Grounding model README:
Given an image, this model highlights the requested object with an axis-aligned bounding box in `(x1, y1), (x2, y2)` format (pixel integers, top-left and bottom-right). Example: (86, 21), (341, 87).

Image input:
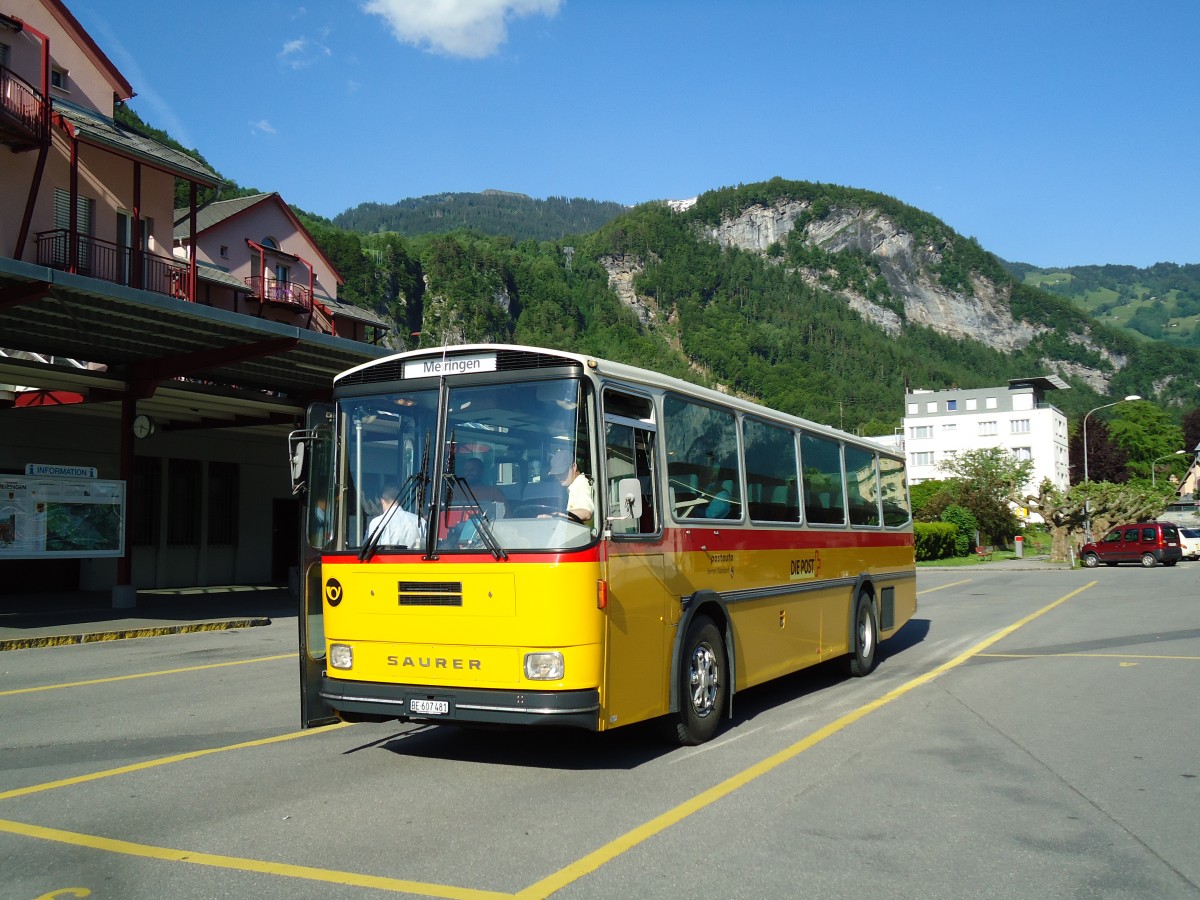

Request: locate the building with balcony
(0, 0), (389, 602)
(903, 376), (1071, 493)
(172, 192), (389, 345)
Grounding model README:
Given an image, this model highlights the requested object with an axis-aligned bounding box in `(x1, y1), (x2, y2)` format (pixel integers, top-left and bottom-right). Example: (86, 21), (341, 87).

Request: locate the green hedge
(915, 522), (958, 561)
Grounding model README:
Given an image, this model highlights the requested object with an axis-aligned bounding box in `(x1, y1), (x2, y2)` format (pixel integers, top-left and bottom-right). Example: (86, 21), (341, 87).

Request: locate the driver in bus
(367, 483), (425, 547)
(545, 446), (594, 524)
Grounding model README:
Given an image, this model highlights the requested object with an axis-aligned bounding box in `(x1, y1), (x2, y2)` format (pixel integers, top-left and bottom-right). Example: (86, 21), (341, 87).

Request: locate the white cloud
(361, 0), (562, 59)
(278, 35), (333, 70)
(249, 119), (278, 136)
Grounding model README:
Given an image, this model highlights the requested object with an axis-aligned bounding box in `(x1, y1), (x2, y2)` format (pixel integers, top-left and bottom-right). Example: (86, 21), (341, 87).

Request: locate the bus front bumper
(320, 676), (601, 730)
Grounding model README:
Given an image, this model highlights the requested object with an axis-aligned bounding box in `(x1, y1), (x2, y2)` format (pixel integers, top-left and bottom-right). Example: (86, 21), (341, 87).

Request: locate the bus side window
(603, 390), (659, 536)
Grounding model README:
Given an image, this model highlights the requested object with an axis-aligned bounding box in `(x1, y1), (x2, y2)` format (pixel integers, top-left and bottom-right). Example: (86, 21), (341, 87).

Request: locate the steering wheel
(562, 510), (585, 524)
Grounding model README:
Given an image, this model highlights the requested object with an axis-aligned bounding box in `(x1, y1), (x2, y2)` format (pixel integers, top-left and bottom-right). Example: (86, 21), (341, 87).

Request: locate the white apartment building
(903, 376), (1070, 492)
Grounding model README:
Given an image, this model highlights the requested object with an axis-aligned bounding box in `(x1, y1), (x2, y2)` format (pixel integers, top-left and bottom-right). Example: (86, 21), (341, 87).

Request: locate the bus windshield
(337, 377), (597, 554)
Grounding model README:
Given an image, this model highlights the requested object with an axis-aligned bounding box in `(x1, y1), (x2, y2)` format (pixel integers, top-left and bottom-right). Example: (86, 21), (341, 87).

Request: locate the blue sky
(72, 0), (1199, 267)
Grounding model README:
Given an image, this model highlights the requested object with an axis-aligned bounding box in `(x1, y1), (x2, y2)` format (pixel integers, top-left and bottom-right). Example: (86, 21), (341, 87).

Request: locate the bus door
(292, 402), (338, 728)
(601, 393), (669, 727)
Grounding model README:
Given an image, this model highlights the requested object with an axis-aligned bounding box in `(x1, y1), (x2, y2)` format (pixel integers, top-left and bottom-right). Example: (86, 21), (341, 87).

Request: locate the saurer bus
(291, 344), (916, 744)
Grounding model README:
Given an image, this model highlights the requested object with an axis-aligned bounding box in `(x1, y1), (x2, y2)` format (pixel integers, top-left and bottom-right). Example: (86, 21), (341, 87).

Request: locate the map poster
(0, 477), (125, 559)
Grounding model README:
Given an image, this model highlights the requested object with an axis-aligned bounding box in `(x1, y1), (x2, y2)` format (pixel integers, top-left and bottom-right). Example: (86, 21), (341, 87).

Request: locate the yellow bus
(292, 344), (915, 744)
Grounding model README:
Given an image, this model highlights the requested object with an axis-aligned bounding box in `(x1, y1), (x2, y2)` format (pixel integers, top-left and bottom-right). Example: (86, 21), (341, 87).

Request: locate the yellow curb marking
(0, 654), (291, 697)
(0, 619), (269, 652)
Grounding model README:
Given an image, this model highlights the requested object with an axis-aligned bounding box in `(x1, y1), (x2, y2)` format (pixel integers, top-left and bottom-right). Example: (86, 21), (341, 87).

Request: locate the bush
(939, 504), (978, 556)
(915, 522), (958, 561)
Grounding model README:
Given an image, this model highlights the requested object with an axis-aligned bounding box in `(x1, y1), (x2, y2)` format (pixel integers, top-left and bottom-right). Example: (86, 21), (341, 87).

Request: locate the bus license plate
(410, 698), (449, 715)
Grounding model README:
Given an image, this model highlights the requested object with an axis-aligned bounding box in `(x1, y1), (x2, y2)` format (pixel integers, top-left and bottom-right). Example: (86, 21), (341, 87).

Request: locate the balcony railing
(245, 275), (312, 309)
(0, 64), (48, 150)
(36, 229), (190, 299)
(246, 275), (333, 334)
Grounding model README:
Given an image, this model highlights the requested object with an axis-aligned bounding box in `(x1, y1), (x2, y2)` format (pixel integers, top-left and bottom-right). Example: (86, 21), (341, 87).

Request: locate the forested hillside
(332, 191), (627, 242)
(1007, 261), (1200, 347)
(297, 178), (1200, 432)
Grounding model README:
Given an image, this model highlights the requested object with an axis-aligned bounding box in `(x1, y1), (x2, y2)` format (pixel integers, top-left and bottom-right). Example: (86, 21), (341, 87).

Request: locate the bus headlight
(330, 644), (353, 670)
(524, 652), (564, 681)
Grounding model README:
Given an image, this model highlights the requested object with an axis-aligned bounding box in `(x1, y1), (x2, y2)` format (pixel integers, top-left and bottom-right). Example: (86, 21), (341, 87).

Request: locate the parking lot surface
(2, 566), (1197, 899)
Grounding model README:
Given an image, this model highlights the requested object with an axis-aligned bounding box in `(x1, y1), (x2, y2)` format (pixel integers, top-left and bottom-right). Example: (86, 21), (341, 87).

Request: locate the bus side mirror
(610, 477), (642, 521)
(288, 433), (307, 493)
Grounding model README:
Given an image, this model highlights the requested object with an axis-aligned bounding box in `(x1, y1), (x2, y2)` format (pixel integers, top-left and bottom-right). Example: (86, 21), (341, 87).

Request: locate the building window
(0, 43), (9, 67)
(261, 236), (278, 249)
(925, 401), (937, 413)
(912, 451), (935, 466)
(910, 425), (933, 439)
(979, 421), (998, 436)
(207, 462), (239, 545)
(906, 403), (918, 415)
(168, 459), (202, 545)
(965, 398), (978, 410)
(985, 397), (998, 409)
(1012, 447), (1032, 461)
(219, 245), (229, 258)
(943, 423), (957, 433)
(1011, 419), (1031, 433)
(946, 400), (957, 410)
(51, 66), (68, 91)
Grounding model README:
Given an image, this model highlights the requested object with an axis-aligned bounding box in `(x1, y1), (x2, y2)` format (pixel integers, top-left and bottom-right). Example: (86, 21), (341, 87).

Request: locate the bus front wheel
(848, 593), (878, 677)
(669, 615), (727, 746)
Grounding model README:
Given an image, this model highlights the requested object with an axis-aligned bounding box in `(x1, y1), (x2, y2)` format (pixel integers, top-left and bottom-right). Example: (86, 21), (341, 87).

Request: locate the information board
(0, 476), (125, 559)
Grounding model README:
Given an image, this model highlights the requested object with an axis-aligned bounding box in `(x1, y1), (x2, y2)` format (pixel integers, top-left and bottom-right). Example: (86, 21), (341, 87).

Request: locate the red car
(1081, 522), (1183, 568)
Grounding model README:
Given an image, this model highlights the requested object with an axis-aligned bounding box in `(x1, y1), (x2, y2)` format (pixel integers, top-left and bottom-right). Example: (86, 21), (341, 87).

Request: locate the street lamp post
(1151, 450), (1187, 487)
(1081, 394), (1141, 540)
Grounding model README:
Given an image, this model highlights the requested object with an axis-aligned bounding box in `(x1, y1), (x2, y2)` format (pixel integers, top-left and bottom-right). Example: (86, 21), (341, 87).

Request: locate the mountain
(332, 191), (627, 242)
(1003, 261), (1200, 348)
(315, 178), (1199, 432)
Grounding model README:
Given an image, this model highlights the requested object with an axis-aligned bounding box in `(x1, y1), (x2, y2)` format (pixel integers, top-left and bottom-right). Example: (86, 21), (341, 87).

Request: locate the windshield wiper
(442, 472), (507, 560)
(359, 472), (424, 561)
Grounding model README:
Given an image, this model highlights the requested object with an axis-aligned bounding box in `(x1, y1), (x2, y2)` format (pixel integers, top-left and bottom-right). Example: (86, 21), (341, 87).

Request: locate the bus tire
(847, 592), (877, 678)
(669, 615), (727, 746)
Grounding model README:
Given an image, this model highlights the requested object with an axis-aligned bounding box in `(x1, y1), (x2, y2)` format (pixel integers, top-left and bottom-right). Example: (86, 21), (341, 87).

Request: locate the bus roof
(335, 343), (899, 458)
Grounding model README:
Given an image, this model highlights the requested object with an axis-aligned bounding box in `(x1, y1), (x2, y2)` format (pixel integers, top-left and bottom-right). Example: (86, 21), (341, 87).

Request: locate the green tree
(938, 448), (1035, 545)
(1107, 402), (1186, 479)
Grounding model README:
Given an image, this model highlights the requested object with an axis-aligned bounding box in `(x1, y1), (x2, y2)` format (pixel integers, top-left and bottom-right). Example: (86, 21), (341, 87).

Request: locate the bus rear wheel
(847, 592), (878, 677)
(669, 615), (726, 746)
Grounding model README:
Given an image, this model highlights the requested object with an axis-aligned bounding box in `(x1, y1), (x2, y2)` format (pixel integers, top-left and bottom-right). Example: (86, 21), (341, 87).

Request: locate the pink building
(173, 192), (388, 344)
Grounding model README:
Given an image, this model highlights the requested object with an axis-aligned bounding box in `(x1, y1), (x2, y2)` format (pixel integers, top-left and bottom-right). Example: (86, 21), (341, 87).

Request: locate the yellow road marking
(516, 580), (1096, 899)
(0, 723), (351, 803)
(917, 578), (971, 595)
(2, 582), (1096, 898)
(979, 652), (1200, 661)
(0, 655), (292, 698)
(0, 818), (508, 900)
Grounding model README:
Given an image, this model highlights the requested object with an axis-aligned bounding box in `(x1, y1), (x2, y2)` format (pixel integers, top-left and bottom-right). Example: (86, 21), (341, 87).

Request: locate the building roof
(0, 255), (388, 423)
(53, 99), (220, 186)
(322, 296), (390, 329)
(172, 193), (269, 237)
(173, 192), (343, 286)
(1007, 375), (1070, 392)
